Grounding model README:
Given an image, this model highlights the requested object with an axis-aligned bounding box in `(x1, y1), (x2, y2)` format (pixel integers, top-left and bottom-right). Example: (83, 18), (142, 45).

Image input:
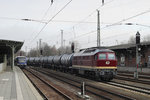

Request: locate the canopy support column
(11, 45), (15, 70)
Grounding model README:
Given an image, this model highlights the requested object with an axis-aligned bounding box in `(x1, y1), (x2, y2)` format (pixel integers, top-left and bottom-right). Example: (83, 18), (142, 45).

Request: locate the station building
(109, 41), (150, 68)
(0, 39), (23, 72)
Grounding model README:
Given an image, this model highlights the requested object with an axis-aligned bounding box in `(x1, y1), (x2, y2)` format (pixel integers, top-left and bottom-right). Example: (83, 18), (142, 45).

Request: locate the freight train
(27, 48), (117, 81)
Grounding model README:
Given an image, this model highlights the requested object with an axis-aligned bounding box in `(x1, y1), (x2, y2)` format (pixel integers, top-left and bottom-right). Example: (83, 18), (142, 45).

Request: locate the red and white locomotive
(72, 48), (117, 81)
(27, 47), (117, 81)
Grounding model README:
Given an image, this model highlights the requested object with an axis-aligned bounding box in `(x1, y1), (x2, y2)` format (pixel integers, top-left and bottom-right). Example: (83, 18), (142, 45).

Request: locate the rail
(24, 68), (73, 100)
(32, 67), (135, 100)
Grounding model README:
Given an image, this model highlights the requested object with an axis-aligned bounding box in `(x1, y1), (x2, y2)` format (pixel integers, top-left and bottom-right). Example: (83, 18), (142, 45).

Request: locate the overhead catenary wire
(69, 0), (115, 30)
(29, 0), (73, 45)
(103, 9), (150, 29)
(0, 17), (96, 24)
(68, 30), (96, 40)
(63, 0), (116, 43)
(77, 25), (150, 46)
(58, 0), (114, 40)
(66, 9), (150, 41)
(27, 1), (54, 46)
(0, 17), (21, 21)
(16, 1), (54, 50)
(64, 0), (142, 43)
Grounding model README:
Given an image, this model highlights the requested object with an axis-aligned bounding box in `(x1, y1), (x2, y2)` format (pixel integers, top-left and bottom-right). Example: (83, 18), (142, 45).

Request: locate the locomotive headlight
(106, 61), (110, 65)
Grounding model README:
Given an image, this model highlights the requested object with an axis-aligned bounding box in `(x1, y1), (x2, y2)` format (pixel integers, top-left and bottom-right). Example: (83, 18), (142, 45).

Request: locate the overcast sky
(0, 0), (150, 51)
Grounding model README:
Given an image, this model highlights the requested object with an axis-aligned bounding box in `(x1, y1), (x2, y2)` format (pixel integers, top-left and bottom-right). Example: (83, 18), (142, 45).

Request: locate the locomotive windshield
(98, 54), (106, 60)
(98, 53), (115, 60)
(18, 57), (26, 62)
(108, 53), (115, 60)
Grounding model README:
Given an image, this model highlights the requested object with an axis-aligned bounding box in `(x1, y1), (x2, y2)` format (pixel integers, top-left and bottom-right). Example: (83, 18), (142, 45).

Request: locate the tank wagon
(27, 48), (117, 81)
(27, 57), (34, 66)
(47, 56), (54, 68)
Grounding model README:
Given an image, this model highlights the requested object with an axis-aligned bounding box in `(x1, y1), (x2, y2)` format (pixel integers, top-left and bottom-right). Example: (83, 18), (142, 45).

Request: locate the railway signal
(136, 31), (140, 44)
(71, 42), (74, 53)
(134, 31), (141, 79)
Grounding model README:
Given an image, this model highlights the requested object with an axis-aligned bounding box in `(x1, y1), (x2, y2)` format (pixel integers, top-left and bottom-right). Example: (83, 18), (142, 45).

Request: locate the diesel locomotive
(27, 48), (117, 81)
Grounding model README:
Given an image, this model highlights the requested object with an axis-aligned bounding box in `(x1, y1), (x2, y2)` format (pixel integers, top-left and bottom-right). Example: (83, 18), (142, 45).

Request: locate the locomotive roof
(15, 56), (26, 58)
(74, 48), (114, 56)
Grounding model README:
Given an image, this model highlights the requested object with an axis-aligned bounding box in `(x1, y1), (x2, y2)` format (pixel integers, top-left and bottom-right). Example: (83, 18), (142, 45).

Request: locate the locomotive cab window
(19, 57), (26, 62)
(98, 53), (106, 60)
(108, 53), (115, 60)
(94, 55), (97, 60)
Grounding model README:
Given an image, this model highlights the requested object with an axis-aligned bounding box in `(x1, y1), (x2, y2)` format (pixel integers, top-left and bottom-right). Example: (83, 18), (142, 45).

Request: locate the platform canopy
(0, 39), (23, 64)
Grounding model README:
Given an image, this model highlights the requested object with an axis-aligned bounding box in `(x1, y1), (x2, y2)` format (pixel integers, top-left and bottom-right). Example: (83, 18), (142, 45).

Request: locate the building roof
(108, 41), (150, 50)
(74, 48), (114, 56)
(0, 39), (24, 56)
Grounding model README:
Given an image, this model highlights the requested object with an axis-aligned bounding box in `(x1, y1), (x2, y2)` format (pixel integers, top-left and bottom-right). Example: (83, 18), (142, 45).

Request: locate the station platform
(0, 66), (43, 100)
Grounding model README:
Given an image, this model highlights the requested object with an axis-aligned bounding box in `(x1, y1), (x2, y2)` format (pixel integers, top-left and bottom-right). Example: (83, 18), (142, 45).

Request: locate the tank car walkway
(0, 66), (43, 100)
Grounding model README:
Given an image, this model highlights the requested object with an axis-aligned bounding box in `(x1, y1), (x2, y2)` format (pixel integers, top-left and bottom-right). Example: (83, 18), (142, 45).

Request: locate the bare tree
(143, 34), (150, 42)
(128, 35), (136, 44)
(57, 46), (72, 55)
(27, 42), (73, 56)
(65, 46), (71, 53)
(15, 50), (26, 56)
(42, 42), (51, 56)
(27, 48), (38, 57)
(50, 45), (58, 55)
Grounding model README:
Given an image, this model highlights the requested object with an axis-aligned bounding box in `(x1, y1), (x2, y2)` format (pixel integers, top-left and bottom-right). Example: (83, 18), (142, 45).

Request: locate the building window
(129, 55), (132, 61)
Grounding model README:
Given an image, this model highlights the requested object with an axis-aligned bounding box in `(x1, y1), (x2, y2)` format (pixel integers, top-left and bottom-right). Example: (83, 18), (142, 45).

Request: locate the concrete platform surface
(0, 66), (43, 100)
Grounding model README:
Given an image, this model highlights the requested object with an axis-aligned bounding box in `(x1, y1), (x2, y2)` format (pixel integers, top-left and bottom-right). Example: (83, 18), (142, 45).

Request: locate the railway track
(107, 81), (150, 95)
(31, 67), (136, 100)
(117, 72), (150, 79)
(118, 71), (150, 76)
(116, 74), (150, 85)
(23, 68), (74, 100)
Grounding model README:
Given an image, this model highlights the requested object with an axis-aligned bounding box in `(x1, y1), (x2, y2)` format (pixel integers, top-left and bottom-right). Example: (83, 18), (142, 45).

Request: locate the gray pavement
(0, 66), (43, 100)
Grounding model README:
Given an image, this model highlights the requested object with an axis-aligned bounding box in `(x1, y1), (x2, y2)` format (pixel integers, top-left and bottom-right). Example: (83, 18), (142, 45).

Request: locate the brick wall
(114, 45), (150, 67)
